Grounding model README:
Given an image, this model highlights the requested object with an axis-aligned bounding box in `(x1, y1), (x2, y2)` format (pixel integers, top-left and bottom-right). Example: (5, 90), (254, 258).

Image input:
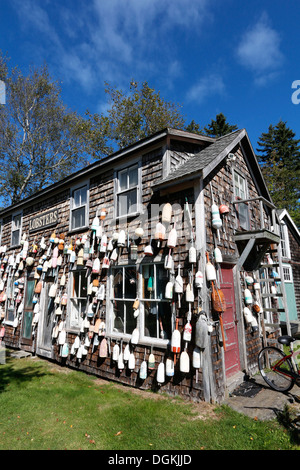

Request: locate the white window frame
(114, 161), (141, 219)
(11, 211), (22, 247)
(279, 223), (291, 260)
(69, 181), (89, 232)
(67, 267), (88, 331)
(233, 170), (250, 230)
(283, 264), (293, 283)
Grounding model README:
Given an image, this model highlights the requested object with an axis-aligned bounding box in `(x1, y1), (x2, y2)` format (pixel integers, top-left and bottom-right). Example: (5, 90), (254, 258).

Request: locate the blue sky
(1, 0), (300, 151)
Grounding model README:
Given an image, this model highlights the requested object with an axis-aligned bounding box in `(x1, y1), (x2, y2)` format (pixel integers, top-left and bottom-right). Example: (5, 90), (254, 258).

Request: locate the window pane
(72, 206), (85, 229)
(239, 203), (250, 230)
(25, 280), (35, 309)
(128, 189), (137, 214)
(73, 186), (87, 208)
(128, 166), (138, 188)
(119, 170), (128, 191)
(72, 271), (87, 299)
(113, 300), (125, 333)
(124, 267), (137, 299)
(12, 229), (20, 246)
(118, 194), (128, 217)
(22, 311), (33, 339)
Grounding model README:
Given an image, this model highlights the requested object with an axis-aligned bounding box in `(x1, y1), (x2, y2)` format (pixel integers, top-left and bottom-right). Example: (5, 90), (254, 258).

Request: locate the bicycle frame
(273, 348), (300, 381)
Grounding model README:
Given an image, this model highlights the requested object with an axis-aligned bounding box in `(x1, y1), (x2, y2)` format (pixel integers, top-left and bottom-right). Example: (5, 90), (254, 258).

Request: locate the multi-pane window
(110, 263), (171, 344)
(116, 164), (139, 217)
(70, 185), (88, 230)
(69, 269), (88, 329)
(279, 223), (290, 259)
(233, 171), (250, 230)
(111, 265), (137, 335)
(11, 213), (22, 246)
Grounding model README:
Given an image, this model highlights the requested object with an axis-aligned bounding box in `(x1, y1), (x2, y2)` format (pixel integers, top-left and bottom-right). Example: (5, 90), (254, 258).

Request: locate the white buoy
(166, 357), (174, 377)
(157, 360), (165, 384)
(180, 349), (190, 373)
(171, 319), (181, 353)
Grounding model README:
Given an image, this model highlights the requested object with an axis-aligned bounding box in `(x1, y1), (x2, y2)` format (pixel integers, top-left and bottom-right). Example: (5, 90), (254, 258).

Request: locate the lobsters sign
(29, 209), (58, 233)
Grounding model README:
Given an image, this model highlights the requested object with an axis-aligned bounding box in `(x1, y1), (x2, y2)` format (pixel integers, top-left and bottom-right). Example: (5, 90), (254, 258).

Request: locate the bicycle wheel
(258, 346), (295, 392)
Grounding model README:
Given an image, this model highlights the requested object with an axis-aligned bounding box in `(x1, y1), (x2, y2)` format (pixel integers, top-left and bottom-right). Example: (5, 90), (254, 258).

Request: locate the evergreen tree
(257, 121), (300, 227)
(203, 112), (238, 137)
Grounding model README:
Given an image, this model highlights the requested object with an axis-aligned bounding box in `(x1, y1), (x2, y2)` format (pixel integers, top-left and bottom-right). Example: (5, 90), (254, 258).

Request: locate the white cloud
(10, 0), (211, 93)
(186, 73), (225, 104)
(236, 13), (284, 84)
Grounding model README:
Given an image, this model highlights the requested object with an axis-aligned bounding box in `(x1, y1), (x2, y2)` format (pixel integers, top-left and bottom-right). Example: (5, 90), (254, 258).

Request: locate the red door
(219, 264), (240, 378)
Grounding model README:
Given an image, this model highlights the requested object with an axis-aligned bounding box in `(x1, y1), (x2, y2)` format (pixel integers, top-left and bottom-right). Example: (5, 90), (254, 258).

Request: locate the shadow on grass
(0, 353), (47, 394)
(276, 404), (300, 445)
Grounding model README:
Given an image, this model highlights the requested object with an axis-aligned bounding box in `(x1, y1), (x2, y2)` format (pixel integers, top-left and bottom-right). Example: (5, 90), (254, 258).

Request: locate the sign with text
(29, 209), (58, 233)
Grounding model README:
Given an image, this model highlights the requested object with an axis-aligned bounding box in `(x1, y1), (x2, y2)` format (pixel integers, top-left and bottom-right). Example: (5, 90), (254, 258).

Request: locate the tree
(0, 54), (87, 206)
(203, 112), (238, 137)
(85, 81), (186, 157)
(256, 121), (300, 227)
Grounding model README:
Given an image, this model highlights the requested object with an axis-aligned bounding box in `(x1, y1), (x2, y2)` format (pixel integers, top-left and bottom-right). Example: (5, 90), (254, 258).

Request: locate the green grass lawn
(0, 350), (299, 451)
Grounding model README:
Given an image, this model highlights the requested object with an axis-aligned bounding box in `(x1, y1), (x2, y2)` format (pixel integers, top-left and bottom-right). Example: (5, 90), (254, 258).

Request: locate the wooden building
(0, 127), (293, 403)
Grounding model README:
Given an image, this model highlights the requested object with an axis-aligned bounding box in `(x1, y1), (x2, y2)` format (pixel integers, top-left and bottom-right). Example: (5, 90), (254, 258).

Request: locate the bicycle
(258, 335), (300, 431)
(258, 335), (300, 393)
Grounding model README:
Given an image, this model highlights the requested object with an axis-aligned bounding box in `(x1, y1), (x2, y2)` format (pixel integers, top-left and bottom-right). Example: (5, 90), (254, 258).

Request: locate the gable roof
(153, 128), (272, 204)
(277, 209), (300, 244)
(153, 129), (243, 188)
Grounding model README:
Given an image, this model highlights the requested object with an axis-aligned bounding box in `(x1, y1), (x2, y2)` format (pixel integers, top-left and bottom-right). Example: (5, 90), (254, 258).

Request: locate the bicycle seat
(278, 335), (296, 346)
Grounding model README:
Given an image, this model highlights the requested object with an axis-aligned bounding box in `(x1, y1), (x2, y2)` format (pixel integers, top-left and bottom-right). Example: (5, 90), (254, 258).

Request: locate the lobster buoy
(244, 288), (253, 305)
(91, 215), (100, 232)
(185, 283), (194, 303)
(135, 226), (144, 239)
(112, 343), (120, 361)
(165, 280), (173, 300)
(148, 352), (155, 370)
(162, 202), (172, 224)
(157, 360), (165, 384)
(139, 359), (147, 379)
(211, 204), (222, 229)
(118, 350), (125, 370)
(155, 222), (165, 246)
(189, 245), (197, 264)
(144, 243), (153, 256)
(99, 338), (107, 358)
(131, 327), (139, 345)
(117, 230), (126, 248)
(213, 247), (222, 263)
(195, 314), (208, 349)
(166, 357), (174, 377)
(195, 270), (204, 289)
(171, 319), (181, 353)
(167, 226), (177, 249)
(192, 347), (201, 368)
(205, 253), (216, 281)
(100, 234), (108, 253)
(183, 319), (192, 342)
(243, 306), (254, 324)
(180, 349), (190, 373)
(92, 257), (101, 274)
(219, 203), (230, 215)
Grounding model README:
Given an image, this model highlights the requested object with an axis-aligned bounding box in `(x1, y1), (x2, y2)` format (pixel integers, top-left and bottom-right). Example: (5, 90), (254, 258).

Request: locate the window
(233, 171), (250, 230)
(111, 265), (137, 335)
(116, 164), (139, 217)
(70, 184), (88, 231)
(109, 262), (171, 345)
(22, 278), (35, 340)
(283, 265), (293, 283)
(279, 223), (291, 259)
(6, 275), (17, 323)
(11, 212), (22, 246)
(68, 268), (88, 329)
